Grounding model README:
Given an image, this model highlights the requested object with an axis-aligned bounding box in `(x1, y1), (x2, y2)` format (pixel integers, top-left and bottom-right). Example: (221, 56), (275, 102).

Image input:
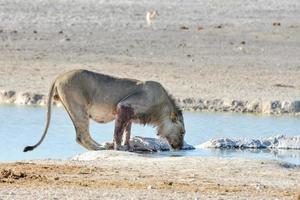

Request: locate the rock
(245, 101), (261, 113)
(273, 83), (294, 88)
(197, 26), (204, 31)
(125, 136), (195, 152)
(291, 101), (300, 113)
(0, 169), (27, 180)
(197, 135), (300, 150)
(271, 101), (281, 109)
(272, 22), (281, 26)
(182, 98), (195, 104)
(254, 183), (266, 190)
(14, 92), (45, 105)
(231, 100), (246, 112)
(180, 26), (189, 30)
(281, 101), (290, 113)
(15, 93), (31, 105)
(261, 101), (271, 114)
(0, 90), (16, 103)
(73, 137), (195, 161)
(166, 181), (173, 186)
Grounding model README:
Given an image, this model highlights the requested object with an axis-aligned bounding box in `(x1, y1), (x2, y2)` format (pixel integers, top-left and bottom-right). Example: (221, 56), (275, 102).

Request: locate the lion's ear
(170, 112), (177, 122)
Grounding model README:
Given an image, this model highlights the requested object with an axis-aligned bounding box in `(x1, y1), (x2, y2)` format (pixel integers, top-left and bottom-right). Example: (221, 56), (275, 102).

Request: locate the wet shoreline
(1, 90), (300, 115)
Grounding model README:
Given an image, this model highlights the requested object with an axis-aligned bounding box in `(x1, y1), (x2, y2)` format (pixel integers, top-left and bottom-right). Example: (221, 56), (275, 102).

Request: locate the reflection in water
(271, 149), (300, 160)
(208, 148), (300, 159)
(0, 105), (300, 164)
(141, 148), (300, 165)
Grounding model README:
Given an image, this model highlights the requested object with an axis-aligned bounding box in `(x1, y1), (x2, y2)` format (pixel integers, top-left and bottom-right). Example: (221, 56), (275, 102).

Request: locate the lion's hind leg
(74, 121), (105, 151)
(58, 91), (105, 151)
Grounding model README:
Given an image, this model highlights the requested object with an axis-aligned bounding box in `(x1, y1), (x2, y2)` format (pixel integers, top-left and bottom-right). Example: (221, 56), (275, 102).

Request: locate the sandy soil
(0, 151), (299, 200)
(0, 0), (300, 103)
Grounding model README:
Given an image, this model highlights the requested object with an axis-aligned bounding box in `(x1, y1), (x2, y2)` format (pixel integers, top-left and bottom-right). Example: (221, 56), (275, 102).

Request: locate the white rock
(127, 136), (195, 152)
(72, 136), (195, 161)
(197, 135), (300, 150)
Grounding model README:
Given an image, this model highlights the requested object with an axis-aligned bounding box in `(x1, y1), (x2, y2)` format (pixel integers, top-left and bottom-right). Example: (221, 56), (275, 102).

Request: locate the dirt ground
(0, 152), (299, 200)
(0, 0), (300, 101)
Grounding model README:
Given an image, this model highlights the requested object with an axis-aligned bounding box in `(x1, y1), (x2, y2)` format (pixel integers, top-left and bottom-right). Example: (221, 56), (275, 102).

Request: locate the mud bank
(1, 90), (300, 115)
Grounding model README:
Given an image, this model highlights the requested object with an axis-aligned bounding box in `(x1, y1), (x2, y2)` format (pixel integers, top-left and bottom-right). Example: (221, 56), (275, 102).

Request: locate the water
(0, 105), (300, 164)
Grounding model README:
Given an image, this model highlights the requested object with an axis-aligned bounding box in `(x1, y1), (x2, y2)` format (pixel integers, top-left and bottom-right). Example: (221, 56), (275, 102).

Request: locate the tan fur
(24, 69), (185, 152)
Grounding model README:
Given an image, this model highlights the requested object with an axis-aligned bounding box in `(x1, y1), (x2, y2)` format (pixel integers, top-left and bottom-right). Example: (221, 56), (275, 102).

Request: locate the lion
(24, 69), (185, 152)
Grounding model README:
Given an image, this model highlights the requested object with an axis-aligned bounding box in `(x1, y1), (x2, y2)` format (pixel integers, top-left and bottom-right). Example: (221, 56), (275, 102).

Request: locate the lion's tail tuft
(23, 146), (35, 152)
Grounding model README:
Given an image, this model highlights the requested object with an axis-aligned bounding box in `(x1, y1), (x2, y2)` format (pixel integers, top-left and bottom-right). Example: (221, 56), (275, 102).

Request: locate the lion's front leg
(122, 122), (132, 151)
(113, 105), (134, 150)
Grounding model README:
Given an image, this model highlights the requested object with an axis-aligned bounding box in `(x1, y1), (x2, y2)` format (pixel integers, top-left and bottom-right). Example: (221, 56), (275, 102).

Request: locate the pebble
(197, 26), (204, 31)
(180, 26), (189, 30)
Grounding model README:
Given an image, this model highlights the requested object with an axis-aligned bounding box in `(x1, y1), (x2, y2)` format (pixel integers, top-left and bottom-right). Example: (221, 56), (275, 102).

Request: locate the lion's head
(157, 111), (185, 150)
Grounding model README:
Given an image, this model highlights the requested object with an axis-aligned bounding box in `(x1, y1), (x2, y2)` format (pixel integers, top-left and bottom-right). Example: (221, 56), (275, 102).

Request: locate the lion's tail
(23, 81), (56, 152)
